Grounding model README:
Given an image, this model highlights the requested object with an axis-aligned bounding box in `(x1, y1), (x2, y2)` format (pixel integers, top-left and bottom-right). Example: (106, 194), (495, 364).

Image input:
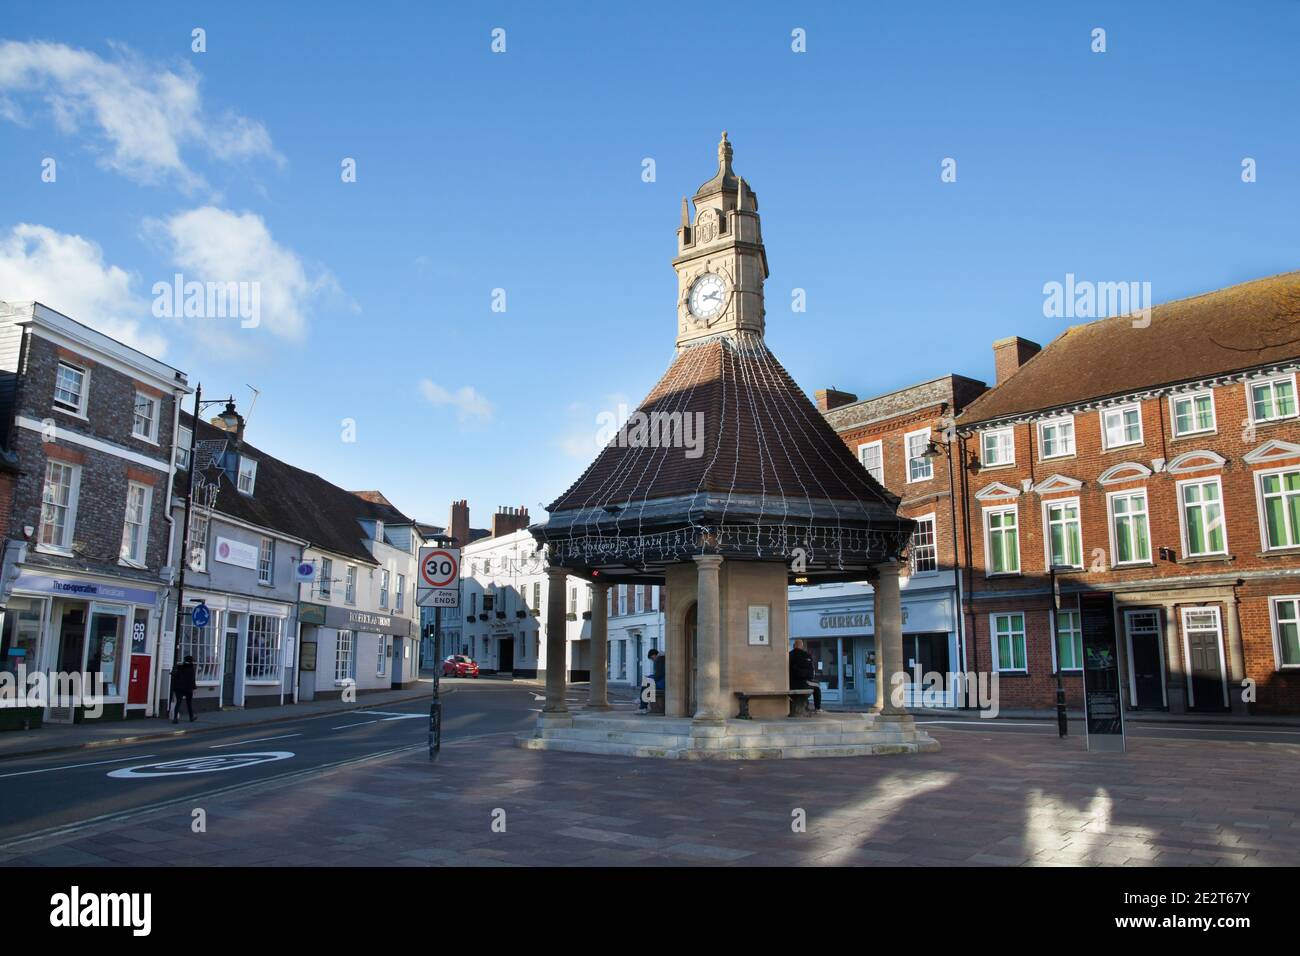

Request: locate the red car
(442, 655), (479, 678)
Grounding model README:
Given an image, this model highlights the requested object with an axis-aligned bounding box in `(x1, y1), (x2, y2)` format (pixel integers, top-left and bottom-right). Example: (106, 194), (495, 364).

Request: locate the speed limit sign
(417, 547), (460, 607)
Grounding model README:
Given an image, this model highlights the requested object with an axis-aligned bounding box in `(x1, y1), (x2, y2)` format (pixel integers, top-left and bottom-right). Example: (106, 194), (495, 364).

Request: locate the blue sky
(2, 1), (1298, 530)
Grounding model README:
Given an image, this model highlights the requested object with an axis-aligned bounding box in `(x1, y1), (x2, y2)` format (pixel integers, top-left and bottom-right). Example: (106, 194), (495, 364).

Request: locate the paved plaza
(6, 724), (1299, 867)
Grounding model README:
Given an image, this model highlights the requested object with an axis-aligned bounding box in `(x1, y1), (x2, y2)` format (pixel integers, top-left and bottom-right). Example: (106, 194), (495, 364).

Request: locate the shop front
(176, 590), (296, 711)
(788, 589), (959, 709)
(3, 571), (162, 724)
(299, 604), (417, 699)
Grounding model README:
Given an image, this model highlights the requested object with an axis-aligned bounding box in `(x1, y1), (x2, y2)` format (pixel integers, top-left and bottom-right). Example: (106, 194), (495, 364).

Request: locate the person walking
(171, 655), (197, 723)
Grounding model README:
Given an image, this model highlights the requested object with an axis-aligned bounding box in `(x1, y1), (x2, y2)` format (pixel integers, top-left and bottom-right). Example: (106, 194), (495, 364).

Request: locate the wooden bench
(734, 689), (814, 719)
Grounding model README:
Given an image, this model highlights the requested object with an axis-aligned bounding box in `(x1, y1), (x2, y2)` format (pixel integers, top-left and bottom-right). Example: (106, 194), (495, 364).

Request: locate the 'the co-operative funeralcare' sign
(1079, 591), (1126, 752)
(13, 573), (159, 607)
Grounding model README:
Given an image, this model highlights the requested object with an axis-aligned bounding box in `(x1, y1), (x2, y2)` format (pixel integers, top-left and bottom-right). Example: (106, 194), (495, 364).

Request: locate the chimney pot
(992, 336), (1042, 385)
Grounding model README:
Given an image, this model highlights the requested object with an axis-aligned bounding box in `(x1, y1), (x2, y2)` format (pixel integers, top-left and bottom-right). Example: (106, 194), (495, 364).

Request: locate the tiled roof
(959, 271), (1300, 425)
(547, 332), (898, 516)
(177, 414), (394, 565)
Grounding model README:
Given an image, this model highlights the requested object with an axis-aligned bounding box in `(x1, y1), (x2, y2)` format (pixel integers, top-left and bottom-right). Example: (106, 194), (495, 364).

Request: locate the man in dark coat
(171, 655), (197, 723)
(789, 640), (821, 711)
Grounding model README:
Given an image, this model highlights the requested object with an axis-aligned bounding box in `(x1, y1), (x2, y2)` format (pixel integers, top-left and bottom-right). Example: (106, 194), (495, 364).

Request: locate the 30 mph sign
(417, 547), (460, 608)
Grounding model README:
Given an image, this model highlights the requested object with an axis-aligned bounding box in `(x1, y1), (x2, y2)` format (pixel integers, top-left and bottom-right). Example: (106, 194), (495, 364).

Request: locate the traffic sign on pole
(417, 547), (460, 608)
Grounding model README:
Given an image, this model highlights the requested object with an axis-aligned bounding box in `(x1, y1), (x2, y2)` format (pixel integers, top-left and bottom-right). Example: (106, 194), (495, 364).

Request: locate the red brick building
(955, 272), (1300, 716)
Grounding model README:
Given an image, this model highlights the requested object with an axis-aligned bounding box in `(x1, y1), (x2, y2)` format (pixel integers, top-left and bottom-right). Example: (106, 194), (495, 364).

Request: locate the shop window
(245, 615), (283, 682)
(0, 597), (46, 679)
(180, 616), (220, 682)
(335, 630), (354, 683)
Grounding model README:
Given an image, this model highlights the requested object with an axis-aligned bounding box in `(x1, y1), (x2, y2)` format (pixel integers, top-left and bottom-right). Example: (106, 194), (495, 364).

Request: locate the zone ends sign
(417, 547), (460, 608)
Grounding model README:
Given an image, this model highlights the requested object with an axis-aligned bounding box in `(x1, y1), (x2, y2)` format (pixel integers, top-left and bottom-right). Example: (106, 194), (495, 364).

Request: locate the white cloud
(419, 379), (493, 425)
(0, 40), (281, 189)
(557, 392), (631, 458)
(151, 206), (335, 344)
(0, 223), (167, 357)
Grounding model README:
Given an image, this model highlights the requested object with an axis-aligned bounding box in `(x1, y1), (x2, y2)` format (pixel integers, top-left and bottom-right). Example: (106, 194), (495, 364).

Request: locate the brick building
(0, 301), (189, 725)
(798, 376), (987, 706)
(955, 272), (1300, 716)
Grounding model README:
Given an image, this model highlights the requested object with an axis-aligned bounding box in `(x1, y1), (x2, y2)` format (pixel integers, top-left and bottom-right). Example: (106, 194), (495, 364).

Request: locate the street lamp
(920, 436), (973, 707)
(168, 384), (237, 716)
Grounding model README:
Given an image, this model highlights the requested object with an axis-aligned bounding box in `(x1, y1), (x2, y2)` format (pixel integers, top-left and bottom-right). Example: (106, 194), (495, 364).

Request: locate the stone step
(518, 734), (940, 760)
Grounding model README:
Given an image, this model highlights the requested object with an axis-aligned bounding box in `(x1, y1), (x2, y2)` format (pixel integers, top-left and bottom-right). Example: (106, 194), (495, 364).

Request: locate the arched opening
(684, 601), (698, 715)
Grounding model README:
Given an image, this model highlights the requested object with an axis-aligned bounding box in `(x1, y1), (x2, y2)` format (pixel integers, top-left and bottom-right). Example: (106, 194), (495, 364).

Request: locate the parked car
(442, 655), (480, 678)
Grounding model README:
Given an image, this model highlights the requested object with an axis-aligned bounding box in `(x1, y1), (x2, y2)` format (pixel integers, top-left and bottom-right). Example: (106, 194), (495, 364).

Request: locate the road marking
(108, 752), (295, 779)
(209, 733), (303, 749)
(0, 754), (158, 780)
(353, 711), (423, 720)
(332, 720), (380, 729)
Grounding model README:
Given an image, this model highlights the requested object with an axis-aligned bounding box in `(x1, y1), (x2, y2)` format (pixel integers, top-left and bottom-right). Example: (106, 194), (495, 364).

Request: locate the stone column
(543, 567), (569, 714)
(587, 582), (610, 710)
(665, 580), (688, 717)
(1224, 593), (1248, 715)
(693, 555), (725, 721)
(1162, 603), (1186, 714)
(873, 561), (906, 715)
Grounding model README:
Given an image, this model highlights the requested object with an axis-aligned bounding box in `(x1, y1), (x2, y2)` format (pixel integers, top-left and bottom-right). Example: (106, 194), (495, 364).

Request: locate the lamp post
(922, 434), (971, 708)
(427, 531), (458, 761)
(168, 385), (238, 716)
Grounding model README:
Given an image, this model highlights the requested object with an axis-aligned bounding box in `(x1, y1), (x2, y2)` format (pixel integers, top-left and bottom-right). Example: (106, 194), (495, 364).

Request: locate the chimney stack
(491, 505), (531, 539)
(992, 336), (1041, 385)
(448, 499), (470, 548)
(814, 388), (858, 413)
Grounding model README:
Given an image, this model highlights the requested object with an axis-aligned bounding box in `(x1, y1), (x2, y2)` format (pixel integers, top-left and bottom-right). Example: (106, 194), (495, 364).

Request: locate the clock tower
(674, 132), (770, 348)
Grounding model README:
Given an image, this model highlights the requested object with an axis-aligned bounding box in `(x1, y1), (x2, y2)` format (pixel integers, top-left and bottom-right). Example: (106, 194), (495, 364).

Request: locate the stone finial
(680, 196), (690, 227)
(718, 130), (733, 174)
(736, 176), (746, 212)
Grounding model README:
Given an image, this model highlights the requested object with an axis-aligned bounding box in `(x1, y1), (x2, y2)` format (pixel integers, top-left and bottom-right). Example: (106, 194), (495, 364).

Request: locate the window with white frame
(245, 614), (283, 682)
(532, 581), (540, 612)
(1171, 391), (1216, 437)
(984, 507), (1020, 575)
(569, 586), (577, 614)
(189, 510), (209, 571)
(1054, 610), (1082, 671)
(1101, 404), (1143, 449)
(619, 586), (628, 615)
(396, 573), (406, 612)
(1272, 597), (1300, 669)
(335, 629), (354, 682)
(634, 586), (644, 614)
(53, 362), (88, 414)
(345, 565), (357, 603)
(1045, 499), (1082, 570)
(1180, 478), (1226, 556)
(992, 613), (1027, 672)
(132, 391), (160, 442)
(380, 568), (390, 607)
(858, 440), (884, 484)
(910, 515), (937, 574)
(1109, 490), (1151, 564)
(39, 460), (79, 551)
(1259, 468), (1300, 550)
(376, 635), (387, 675)
(175, 425), (192, 469)
(320, 557), (333, 597)
(237, 456), (258, 494)
(1037, 417), (1075, 458)
(258, 537), (274, 584)
(980, 428), (1015, 466)
(906, 429), (932, 482)
(119, 482), (151, 564)
(179, 616), (220, 682)
(1249, 374), (1297, 424)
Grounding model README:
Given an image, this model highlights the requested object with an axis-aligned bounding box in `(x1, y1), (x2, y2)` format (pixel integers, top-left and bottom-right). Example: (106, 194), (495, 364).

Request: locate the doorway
(802, 638), (840, 703)
(498, 637), (514, 675)
(222, 612), (241, 707)
(1181, 607), (1228, 711)
(904, 633), (953, 707)
(1124, 610), (1166, 709)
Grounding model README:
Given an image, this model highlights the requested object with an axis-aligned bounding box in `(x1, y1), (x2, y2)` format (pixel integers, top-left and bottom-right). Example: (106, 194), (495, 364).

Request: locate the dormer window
(54, 362), (88, 415)
(374, 520), (384, 541)
(237, 457), (257, 495)
(133, 391), (160, 442)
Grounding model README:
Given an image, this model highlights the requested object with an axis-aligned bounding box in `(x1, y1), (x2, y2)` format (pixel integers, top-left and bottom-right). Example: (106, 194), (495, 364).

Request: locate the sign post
(418, 545), (460, 760)
(1078, 591), (1126, 752)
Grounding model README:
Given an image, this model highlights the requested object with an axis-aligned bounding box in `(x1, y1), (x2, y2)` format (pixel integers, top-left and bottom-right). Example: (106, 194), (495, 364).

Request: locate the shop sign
(13, 573), (158, 607)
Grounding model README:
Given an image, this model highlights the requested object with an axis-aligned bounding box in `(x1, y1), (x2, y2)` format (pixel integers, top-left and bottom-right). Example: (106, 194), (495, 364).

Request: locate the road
(0, 679), (557, 849)
(915, 716), (1300, 745)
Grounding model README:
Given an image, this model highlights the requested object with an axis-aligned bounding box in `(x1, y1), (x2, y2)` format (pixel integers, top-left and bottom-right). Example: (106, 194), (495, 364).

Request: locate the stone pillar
(693, 555), (725, 721)
(543, 567), (569, 714)
(873, 561), (906, 715)
(587, 582), (610, 710)
(1162, 603), (1186, 714)
(1224, 593), (1248, 715)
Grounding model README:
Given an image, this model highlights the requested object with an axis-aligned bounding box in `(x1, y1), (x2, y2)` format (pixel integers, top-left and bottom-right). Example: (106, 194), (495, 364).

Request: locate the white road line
(0, 754), (158, 780)
(332, 720), (379, 730)
(209, 733), (303, 749)
(354, 711), (423, 720)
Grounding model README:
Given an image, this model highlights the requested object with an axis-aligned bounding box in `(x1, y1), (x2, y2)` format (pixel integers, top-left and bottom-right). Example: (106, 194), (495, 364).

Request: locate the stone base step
(518, 734), (939, 760)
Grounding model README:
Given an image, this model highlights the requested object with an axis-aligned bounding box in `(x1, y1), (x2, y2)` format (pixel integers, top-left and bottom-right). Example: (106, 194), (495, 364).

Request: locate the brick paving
(4, 726), (1300, 867)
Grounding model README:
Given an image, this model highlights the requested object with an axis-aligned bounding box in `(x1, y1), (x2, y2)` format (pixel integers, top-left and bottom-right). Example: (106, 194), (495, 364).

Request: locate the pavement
(2, 682), (1299, 867)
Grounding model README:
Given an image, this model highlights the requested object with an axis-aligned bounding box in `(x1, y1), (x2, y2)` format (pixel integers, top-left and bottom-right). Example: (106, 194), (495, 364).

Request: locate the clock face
(687, 273), (727, 321)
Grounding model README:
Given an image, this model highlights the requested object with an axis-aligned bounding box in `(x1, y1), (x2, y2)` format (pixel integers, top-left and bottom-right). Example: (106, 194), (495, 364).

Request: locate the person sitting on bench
(788, 640), (822, 712)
